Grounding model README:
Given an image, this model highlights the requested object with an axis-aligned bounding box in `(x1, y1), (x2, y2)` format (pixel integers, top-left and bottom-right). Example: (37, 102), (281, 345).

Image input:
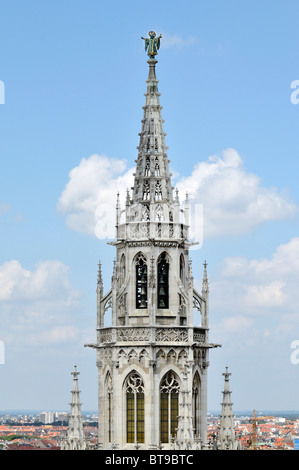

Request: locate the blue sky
(1, 0), (299, 413)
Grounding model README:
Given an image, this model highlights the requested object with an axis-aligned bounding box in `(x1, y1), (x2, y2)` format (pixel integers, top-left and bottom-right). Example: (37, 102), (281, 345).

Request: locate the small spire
(72, 363), (79, 378)
(112, 258), (117, 285)
(116, 192), (120, 225)
(97, 261), (103, 288)
(126, 189), (130, 206)
(61, 365), (87, 450)
(97, 260), (102, 277)
(223, 365), (231, 381)
(202, 261), (209, 295)
(217, 367), (240, 450)
(131, 34), (173, 206)
(184, 192), (190, 226)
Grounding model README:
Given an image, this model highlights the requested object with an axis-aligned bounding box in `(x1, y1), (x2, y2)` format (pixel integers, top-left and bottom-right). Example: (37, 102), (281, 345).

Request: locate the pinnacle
(131, 58), (173, 206)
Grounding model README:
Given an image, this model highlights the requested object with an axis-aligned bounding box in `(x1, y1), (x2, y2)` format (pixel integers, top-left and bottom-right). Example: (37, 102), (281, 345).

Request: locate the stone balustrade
(117, 222), (189, 241)
(97, 326), (207, 345)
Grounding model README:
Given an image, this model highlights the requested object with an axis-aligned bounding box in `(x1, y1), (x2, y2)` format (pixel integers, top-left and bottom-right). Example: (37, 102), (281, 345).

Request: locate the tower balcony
(96, 325), (208, 347)
(116, 221), (189, 242)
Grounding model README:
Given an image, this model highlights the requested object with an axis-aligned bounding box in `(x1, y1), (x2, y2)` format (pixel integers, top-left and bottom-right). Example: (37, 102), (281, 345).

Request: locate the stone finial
(202, 260), (209, 295)
(97, 261), (103, 287)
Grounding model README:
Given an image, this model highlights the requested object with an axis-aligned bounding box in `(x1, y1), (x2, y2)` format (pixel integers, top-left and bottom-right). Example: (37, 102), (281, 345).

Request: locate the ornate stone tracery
(125, 371), (145, 394)
(160, 371), (180, 394)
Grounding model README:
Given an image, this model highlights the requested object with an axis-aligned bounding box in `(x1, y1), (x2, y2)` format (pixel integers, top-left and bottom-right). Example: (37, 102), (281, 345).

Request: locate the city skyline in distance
(0, 1), (299, 413)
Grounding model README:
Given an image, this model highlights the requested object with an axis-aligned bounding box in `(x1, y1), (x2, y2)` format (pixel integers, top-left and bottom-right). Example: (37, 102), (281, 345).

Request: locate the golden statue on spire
(141, 31), (162, 58)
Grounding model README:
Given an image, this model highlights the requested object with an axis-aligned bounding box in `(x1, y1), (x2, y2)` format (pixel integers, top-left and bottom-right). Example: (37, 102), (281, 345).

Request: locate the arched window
(136, 253), (147, 309)
(155, 204), (164, 222)
(155, 181), (162, 200)
(142, 180), (150, 201)
(154, 157), (160, 175)
(179, 253), (185, 283)
(125, 371), (145, 444)
(160, 371), (180, 443)
(144, 157), (150, 176)
(157, 253), (169, 309)
(192, 373), (200, 437)
(119, 254), (126, 286)
(105, 373), (113, 443)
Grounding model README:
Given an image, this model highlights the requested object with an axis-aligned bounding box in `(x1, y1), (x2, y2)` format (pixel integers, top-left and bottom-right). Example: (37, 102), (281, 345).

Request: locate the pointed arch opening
(125, 371), (145, 444)
(192, 372), (201, 438)
(154, 156), (160, 175)
(160, 371), (180, 443)
(144, 157), (150, 176)
(135, 253), (147, 309)
(105, 372), (113, 443)
(157, 252), (169, 309)
(179, 253), (185, 284)
(155, 204), (164, 222)
(142, 180), (150, 201)
(119, 254), (126, 287)
(155, 181), (162, 200)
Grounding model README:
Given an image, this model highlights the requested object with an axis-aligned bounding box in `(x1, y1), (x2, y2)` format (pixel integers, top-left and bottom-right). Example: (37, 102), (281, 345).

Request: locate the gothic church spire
(61, 365), (87, 450)
(217, 367), (241, 450)
(132, 55), (173, 205)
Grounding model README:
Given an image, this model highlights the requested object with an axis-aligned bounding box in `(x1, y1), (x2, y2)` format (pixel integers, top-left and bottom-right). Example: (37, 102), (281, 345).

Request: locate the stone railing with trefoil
(117, 222), (188, 241)
(97, 326), (207, 345)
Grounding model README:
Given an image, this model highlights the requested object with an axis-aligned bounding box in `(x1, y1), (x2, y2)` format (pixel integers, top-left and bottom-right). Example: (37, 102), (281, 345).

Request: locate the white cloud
(209, 238), (299, 347)
(161, 33), (197, 49)
(57, 149), (298, 241)
(57, 154), (134, 239)
(0, 203), (10, 216)
(176, 148), (298, 239)
(0, 202), (25, 224)
(214, 315), (254, 335)
(0, 260), (82, 348)
(28, 325), (79, 346)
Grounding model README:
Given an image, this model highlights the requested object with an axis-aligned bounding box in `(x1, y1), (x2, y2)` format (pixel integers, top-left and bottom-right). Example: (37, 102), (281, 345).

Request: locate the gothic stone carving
(155, 328), (188, 342)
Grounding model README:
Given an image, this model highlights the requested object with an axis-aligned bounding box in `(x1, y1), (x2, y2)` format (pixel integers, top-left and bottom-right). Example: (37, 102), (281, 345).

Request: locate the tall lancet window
(105, 372), (113, 443)
(136, 253), (147, 309)
(125, 371), (145, 444)
(142, 180), (150, 201)
(155, 181), (162, 200)
(179, 254), (185, 284)
(157, 252), (169, 309)
(160, 371), (180, 443)
(154, 157), (160, 176)
(192, 373), (200, 437)
(119, 254), (126, 286)
(144, 157), (150, 176)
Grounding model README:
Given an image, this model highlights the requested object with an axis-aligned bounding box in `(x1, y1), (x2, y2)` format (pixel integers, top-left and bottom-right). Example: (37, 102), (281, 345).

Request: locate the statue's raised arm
(141, 36), (149, 52)
(141, 31), (162, 58)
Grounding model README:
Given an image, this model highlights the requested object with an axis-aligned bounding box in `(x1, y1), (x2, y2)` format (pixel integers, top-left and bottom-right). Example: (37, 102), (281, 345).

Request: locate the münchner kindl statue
(141, 31), (162, 57)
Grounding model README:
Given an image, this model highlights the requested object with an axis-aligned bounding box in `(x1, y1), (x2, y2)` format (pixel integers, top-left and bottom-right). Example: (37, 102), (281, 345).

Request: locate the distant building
(55, 412), (68, 422)
(39, 412), (55, 424)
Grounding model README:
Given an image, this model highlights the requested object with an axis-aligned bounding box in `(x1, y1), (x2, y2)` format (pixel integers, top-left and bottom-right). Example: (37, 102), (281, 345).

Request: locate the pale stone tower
(61, 365), (87, 450)
(86, 32), (220, 450)
(217, 367), (241, 450)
